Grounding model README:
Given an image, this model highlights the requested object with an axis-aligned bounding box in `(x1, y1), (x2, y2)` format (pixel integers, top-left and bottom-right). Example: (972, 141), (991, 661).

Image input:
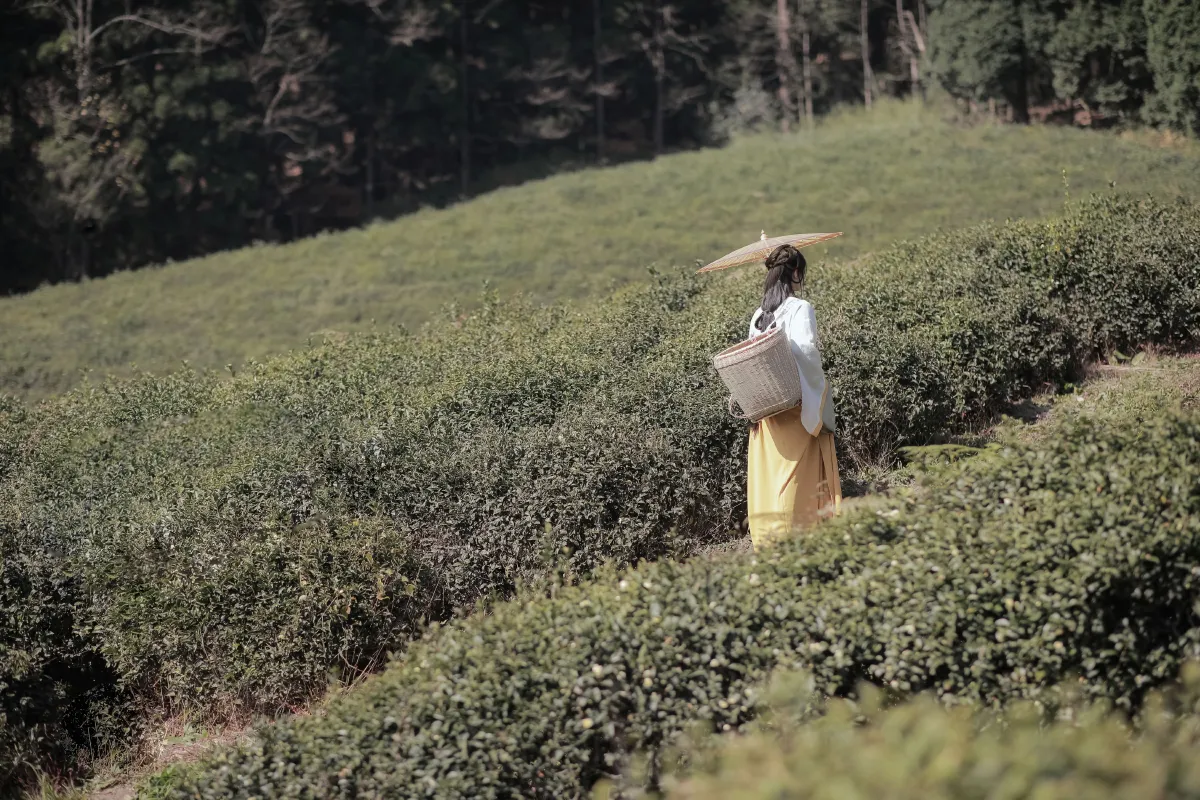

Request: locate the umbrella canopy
(697, 231), (843, 273)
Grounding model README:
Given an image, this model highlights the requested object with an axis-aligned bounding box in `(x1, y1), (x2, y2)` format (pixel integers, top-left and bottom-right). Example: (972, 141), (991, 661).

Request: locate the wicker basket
(712, 324), (802, 422)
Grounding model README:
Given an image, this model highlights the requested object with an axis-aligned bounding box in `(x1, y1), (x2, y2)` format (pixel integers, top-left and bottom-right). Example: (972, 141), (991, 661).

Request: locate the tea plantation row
(668, 668), (1200, 799)
(3, 195), (1200, 787)
(162, 412), (1200, 798)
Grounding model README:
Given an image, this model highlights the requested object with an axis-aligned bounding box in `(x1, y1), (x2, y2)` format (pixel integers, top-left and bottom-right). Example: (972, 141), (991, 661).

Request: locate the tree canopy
(0, 0), (1196, 294)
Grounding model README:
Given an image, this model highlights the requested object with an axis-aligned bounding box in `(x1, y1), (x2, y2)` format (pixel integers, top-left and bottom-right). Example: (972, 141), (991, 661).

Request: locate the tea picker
(700, 229), (843, 550)
(702, 230), (841, 423)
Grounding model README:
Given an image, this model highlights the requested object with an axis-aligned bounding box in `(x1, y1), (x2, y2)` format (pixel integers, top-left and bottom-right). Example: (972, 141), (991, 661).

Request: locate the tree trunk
(654, 67), (664, 155)
(69, 223), (89, 281)
(903, 8), (927, 101)
(76, 0), (93, 102)
(861, 0), (872, 108)
(365, 132), (375, 218)
(594, 0), (604, 160)
(1011, 80), (1030, 123)
(799, 0), (813, 126)
(775, 0), (794, 133)
(652, 0), (664, 155)
(79, 224), (91, 280)
(896, 0), (919, 95)
(459, 0), (470, 195)
(1011, 30), (1031, 123)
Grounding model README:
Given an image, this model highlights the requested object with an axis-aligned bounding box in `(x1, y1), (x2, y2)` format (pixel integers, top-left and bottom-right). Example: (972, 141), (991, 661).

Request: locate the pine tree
(927, 0), (1057, 122)
(1046, 0), (1150, 121)
(1143, 0), (1200, 135)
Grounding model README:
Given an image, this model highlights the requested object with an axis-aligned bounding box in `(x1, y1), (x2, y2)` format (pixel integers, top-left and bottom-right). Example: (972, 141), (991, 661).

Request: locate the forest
(2, 0), (1198, 295)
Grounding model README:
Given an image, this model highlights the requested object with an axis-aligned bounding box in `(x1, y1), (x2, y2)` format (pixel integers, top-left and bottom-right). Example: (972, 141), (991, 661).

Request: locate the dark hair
(754, 244), (807, 331)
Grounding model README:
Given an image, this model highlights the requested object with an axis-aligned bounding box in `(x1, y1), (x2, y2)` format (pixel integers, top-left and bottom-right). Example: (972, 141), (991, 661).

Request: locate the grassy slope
(5, 102), (1200, 401)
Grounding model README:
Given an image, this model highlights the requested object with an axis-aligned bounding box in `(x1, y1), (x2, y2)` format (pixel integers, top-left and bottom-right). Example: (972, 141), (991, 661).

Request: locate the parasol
(697, 230), (843, 273)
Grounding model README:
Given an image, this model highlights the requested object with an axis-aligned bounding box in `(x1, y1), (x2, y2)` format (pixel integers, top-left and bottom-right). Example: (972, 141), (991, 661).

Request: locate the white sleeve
(786, 302), (829, 435)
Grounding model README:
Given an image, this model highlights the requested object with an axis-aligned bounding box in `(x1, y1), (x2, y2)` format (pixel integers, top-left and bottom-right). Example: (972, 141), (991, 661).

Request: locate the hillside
(6, 193), (1200, 794)
(5, 103), (1200, 402)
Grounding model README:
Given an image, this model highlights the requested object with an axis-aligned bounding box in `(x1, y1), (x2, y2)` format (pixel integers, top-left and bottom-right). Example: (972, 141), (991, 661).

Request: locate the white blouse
(748, 296), (836, 435)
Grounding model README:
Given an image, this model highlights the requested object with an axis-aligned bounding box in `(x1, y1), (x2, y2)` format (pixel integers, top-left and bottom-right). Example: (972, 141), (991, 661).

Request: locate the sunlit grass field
(5, 101), (1200, 402)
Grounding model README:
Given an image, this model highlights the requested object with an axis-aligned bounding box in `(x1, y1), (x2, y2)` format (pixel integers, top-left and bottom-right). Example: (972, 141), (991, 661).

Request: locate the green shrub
(0, 528), (121, 792)
(807, 194), (1200, 462)
(667, 667), (1200, 799)
(164, 413), (1200, 798)
(5, 195), (1200, 787)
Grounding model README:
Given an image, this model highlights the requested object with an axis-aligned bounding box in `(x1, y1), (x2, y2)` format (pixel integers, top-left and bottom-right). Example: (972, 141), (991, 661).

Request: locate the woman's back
(749, 296), (834, 435)
(748, 295), (804, 341)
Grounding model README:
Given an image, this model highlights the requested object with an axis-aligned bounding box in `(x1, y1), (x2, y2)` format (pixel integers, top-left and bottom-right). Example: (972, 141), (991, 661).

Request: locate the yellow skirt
(747, 406), (842, 550)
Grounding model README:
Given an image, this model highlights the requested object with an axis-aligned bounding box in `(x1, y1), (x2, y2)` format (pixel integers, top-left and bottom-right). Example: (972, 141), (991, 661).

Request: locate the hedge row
(4, 195), (1200, 786)
(667, 668), (1200, 799)
(165, 412), (1200, 798)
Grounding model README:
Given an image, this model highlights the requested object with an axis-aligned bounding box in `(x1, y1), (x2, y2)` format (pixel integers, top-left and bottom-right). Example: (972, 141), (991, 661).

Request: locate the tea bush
(0, 527), (115, 791)
(667, 668), (1200, 799)
(4, 195), (1200, 788)
(819, 195), (1200, 462)
(165, 413), (1200, 798)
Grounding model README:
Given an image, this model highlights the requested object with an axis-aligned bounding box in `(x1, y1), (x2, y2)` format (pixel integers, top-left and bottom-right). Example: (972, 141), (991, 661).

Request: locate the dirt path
(86, 725), (246, 800)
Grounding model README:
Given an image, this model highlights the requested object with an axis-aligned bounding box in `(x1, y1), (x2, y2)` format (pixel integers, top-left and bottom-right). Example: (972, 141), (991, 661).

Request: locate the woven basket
(712, 324), (802, 422)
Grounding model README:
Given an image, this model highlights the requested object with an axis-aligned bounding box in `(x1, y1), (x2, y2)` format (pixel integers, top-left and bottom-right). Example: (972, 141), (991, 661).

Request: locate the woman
(746, 244), (841, 550)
